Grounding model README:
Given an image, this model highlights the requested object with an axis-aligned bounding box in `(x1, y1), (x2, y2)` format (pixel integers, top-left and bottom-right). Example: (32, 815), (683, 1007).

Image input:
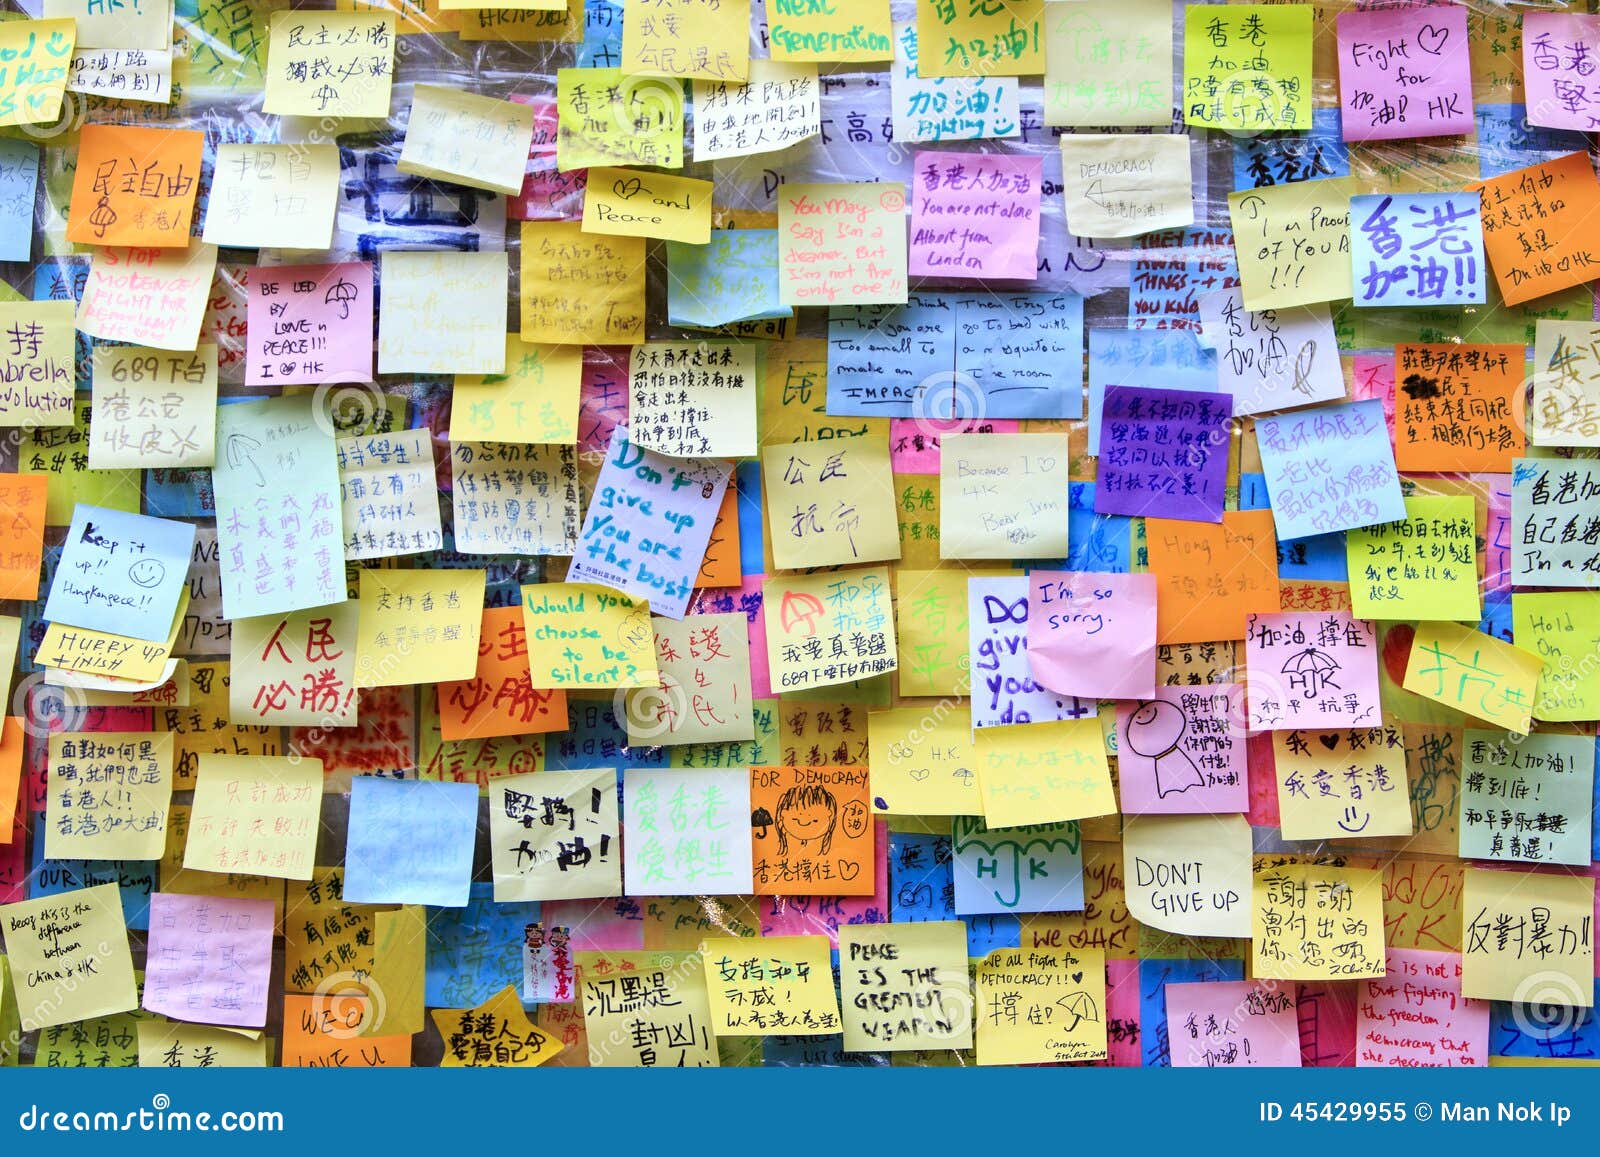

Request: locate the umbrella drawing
(1056, 990), (1101, 1033)
(224, 431), (266, 487)
(1280, 646), (1340, 699)
(750, 807), (774, 839)
(324, 276), (358, 319)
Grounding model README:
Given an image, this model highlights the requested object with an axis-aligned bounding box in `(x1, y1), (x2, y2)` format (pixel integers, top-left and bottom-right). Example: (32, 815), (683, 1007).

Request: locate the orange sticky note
(1475, 151), (1600, 307)
(696, 478), (743, 590)
(0, 474), (47, 600)
(437, 605), (568, 741)
(281, 993), (412, 1068)
(1394, 343), (1522, 473)
(67, 125), (204, 248)
(1147, 509), (1280, 645)
(0, 717), (25, 844)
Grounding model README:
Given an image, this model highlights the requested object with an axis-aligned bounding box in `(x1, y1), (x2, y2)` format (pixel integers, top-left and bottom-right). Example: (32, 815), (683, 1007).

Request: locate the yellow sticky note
(976, 716), (1115, 829)
(137, 1020), (268, 1067)
(520, 582), (659, 689)
(520, 220), (647, 345)
(377, 250), (507, 374)
(939, 432), (1071, 559)
(1252, 860), (1387, 980)
(974, 945), (1107, 1065)
(78, 244), (219, 351)
(915, 0), (1043, 78)
(22, 399), (140, 524)
(398, 84), (536, 195)
(263, 11), (395, 117)
(1183, 3), (1311, 131)
(701, 934), (841, 1036)
(866, 706), (980, 815)
(556, 66), (683, 171)
(0, 301), (74, 428)
(764, 566), (897, 693)
(202, 145), (340, 249)
(1404, 621), (1543, 735)
(433, 986), (564, 1066)
(762, 433), (901, 569)
(579, 950), (720, 1066)
(229, 603), (360, 727)
(1273, 725), (1413, 841)
(1, 884), (138, 1031)
(0, 19), (74, 127)
(46, 732), (174, 861)
(582, 167), (712, 244)
(1043, 0), (1173, 128)
(1461, 867), (1594, 1006)
(1347, 495), (1481, 622)
(356, 569), (487, 687)
(769, 0), (891, 62)
(89, 344), (219, 469)
(1122, 814), (1252, 939)
(778, 181), (909, 306)
(622, 0), (749, 81)
(47, 0), (168, 49)
(363, 905), (427, 1038)
(1513, 591), (1600, 722)
(1228, 177), (1355, 310)
(839, 921), (972, 1052)
(453, 336), (581, 443)
(38, 589), (189, 683)
(184, 754), (324, 881)
(895, 568), (1006, 697)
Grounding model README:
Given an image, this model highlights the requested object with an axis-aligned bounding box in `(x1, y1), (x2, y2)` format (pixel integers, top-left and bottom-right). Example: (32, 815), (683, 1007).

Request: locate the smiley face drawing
(127, 558), (167, 588)
(772, 784), (838, 858)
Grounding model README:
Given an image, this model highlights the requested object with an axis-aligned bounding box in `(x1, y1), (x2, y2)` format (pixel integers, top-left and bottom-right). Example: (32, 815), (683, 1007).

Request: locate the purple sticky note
(1524, 12), (1600, 131)
(143, 893), (275, 1028)
(1337, 5), (1474, 141)
(1095, 385), (1233, 523)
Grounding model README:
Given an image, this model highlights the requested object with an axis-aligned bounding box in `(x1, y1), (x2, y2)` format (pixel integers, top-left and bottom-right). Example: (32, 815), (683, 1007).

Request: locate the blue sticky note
(426, 884), (538, 1008)
(1067, 482), (1131, 573)
(1241, 472), (1348, 582)
(666, 230), (788, 329)
(0, 139), (39, 262)
(28, 818), (155, 929)
(1232, 107), (1350, 192)
(344, 778), (479, 908)
(951, 817), (1084, 916)
(43, 506), (195, 641)
(1139, 957), (1246, 1067)
(889, 830), (1019, 957)
(577, 0), (623, 68)
(1491, 983), (1600, 1059)
(1254, 400), (1405, 540)
(1086, 329), (1216, 455)
(1475, 104), (1587, 180)
(736, 460), (763, 577)
(958, 292), (1084, 419)
(1350, 192), (1487, 307)
(827, 297), (956, 416)
(545, 699), (667, 770)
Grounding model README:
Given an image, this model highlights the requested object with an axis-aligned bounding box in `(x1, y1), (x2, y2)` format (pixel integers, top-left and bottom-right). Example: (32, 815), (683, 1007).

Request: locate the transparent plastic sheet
(0, 0), (1591, 1069)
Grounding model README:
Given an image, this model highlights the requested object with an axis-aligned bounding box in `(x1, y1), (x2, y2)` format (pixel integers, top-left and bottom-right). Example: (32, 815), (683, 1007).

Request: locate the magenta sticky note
(1356, 948), (1490, 1068)
(1244, 610), (1382, 731)
(1116, 686), (1250, 815)
(246, 261), (374, 387)
(1167, 980), (1303, 1068)
(910, 152), (1042, 281)
(1028, 571), (1158, 700)
(1336, 5), (1474, 141)
(1524, 11), (1600, 131)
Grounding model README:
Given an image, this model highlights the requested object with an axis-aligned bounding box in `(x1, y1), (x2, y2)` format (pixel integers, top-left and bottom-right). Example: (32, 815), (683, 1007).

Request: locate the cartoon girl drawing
(1124, 699), (1206, 799)
(773, 784), (839, 859)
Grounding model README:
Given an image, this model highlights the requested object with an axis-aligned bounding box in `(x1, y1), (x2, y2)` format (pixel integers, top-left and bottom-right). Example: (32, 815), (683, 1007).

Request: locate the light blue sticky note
(577, 0), (623, 69)
(826, 296), (956, 416)
(951, 817), (1084, 916)
(1086, 329), (1216, 455)
(344, 777), (479, 908)
(426, 884), (539, 1008)
(889, 829), (1018, 957)
(957, 292), (1084, 418)
(0, 139), (38, 262)
(1254, 399), (1405, 540)
(1231, 107), (1349, 192)
(666, 230), (788, 329)
(1350, 192), (1487, 307)
(1475, 104), (1587, 180)
(43, 505), (195, 641)
(211, 393), (347, 620)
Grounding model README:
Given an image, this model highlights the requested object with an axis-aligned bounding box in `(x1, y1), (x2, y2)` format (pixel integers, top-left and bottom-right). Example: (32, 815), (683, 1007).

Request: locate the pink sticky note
(245, 261), (373, 387)
(1524, 12), (1600, 131)
(1166, 980), (1302, 1067)
(1356, 948), (1490, 1067)
(1351, 351), (1396, 439)
(1296, 982), (1359, 1066)
(1244, 611), (1382, 730)
(1485, 474), (1513, 593)
(1104, 958), (1143, 1068)
(888, 417), (1019, 474)
(547, 898), (645, 951)
(1029, 571), (1157, 700)
(143, 893), (275, 1028)
(1337, 6), (1474, 141)
(909, 152), (1041, 281)
(689, 573), (769, 699)
(1116, 686), (1250, 814)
